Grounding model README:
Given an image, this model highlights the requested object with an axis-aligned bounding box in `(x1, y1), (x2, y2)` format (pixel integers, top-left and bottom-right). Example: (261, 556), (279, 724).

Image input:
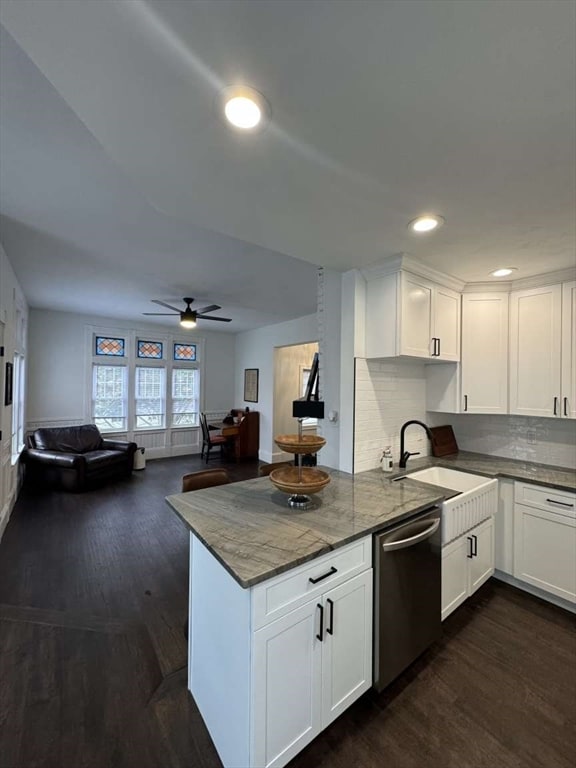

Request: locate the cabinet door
(433, 286), (461, 361)
(514, 504), (576, 603)
(399, 274), (433, 357)
(252, 600), (322, 768)
(561, 281), (576, 419)
(441, 536), (469, 620)
(468, 517), (494, 594)
(510, 285), (562, 416)
(321, 570), (373, 728)
(461, 293), (509, 413)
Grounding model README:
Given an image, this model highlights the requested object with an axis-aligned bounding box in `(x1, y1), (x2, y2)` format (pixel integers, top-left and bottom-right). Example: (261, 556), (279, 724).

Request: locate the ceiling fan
(143, 297), (232, 329)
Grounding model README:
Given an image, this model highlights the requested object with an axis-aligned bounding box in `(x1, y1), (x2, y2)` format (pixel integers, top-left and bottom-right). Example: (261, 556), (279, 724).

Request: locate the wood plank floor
(1, 456), (575, 768)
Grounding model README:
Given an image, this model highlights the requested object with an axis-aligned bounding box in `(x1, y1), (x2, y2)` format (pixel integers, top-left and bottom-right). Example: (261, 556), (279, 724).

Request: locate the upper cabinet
(366, 271), (461, 361)
(461, 293), (509, 414)
(510, 283), (574, 417)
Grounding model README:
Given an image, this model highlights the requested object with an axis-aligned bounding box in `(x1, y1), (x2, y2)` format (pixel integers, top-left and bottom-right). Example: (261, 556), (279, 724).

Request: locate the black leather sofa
(23, 424), (137, 492)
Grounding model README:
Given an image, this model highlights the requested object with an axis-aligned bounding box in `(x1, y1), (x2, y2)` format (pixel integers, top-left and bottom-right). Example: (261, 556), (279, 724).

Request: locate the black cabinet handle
(431, 337), (439, 357)
(464, 395), (468, 412)
(316, 603), (324, 641)
(437, 337), (441, 357)
(326, 598), (334, 635)
(472, 534), (478, 557)
(564, 397), (569, 416)
(554, 397), (558, 415)
(546, 498), (574, 508)
(309, 566), (337, 584)
(467, 536), (473, 558)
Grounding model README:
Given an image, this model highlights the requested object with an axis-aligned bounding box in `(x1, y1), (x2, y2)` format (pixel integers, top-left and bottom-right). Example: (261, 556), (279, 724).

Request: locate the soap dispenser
(380, 447), (393, 473)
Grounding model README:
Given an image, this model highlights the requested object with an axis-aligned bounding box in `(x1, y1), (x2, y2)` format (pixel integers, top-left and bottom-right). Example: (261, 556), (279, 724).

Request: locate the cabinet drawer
(252, 536), (371, 630)
(514, 482), (575, 518)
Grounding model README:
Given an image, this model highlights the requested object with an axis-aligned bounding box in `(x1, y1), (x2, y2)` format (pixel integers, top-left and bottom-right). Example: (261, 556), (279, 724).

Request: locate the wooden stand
(270, 420), (329, 508)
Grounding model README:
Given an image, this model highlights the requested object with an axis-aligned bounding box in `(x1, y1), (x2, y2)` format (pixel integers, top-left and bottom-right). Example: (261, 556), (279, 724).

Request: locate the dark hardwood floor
(1, 456), (575, 768)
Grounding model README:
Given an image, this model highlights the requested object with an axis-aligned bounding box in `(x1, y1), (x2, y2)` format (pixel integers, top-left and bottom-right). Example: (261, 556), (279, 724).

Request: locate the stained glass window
(137, 340), (163, 359)
(174, 343), (197, 361)
(95, 336), (125, 357)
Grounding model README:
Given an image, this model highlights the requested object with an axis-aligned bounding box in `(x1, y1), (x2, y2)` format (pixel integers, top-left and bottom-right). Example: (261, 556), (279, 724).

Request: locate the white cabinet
(188, 533), (372, 768)
(461, 292), (509, 414)
(441, 517), (494, 620)
(366, 271), (461, 361)
(513, 482), (576, 603)
(253, 570), (372, 767)
(561, 281), (576, 418)
(510, 284), (563, 417)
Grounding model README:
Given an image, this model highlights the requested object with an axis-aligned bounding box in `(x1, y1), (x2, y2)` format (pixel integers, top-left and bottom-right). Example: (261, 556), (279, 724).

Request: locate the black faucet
(399, 420), (434, 468)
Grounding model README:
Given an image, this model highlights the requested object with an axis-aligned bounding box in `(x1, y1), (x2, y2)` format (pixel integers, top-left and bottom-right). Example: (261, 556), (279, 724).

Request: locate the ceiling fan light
(180, 309), (197, 329)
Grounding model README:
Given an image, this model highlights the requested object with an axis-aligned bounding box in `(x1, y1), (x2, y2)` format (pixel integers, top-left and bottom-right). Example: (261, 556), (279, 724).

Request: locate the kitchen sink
(402, 467), (498, 544)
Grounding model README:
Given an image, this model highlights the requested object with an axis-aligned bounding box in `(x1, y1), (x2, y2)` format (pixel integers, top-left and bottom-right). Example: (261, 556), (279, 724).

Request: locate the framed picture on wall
(244, 368), (259, 403)
(4, 361), (13, 406)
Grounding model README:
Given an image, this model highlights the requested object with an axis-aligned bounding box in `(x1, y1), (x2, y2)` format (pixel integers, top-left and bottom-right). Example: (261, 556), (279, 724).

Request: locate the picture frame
(244, 368), (259, 403)
(4, 361), (13, 406)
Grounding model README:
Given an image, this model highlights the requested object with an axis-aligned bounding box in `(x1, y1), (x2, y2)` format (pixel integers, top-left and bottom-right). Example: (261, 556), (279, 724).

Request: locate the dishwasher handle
(381, 518), (440, 552)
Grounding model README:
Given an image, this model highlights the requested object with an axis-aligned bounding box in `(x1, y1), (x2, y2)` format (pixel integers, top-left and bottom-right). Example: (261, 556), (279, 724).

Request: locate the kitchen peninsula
(166, 453), (575, 768)
(167, 469), (445, 768)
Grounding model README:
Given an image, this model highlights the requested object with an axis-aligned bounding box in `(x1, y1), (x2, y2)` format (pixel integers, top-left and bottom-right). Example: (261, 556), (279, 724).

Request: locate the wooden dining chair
(258, 461), (293, 477)
(200, 413), (230, 463)
(182, 468), (231, 493)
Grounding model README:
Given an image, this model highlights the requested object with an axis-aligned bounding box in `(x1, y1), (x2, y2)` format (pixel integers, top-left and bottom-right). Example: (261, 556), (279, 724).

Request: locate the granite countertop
(167, 470), (446, 588)
(392, 451), (576, 492)
(166, 451), (575, 590)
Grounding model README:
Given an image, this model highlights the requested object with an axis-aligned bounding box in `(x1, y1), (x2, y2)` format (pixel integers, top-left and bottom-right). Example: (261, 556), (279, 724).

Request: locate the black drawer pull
(309, 566), (337, 584)
(546, 498), (574, 508)
(472, 534), (478, 557)
(564, 397), (569, 416)
(316, 603), (324, 641)
(466, 536), (473, 558)
(553, 397), (558, 415)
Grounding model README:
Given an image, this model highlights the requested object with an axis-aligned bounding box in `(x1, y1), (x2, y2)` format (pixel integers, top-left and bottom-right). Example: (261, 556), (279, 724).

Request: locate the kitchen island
(166, 469), (445, 768)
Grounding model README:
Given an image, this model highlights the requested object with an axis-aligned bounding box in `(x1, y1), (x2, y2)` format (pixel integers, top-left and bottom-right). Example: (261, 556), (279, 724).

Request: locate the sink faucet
(399, 420), (434, 468)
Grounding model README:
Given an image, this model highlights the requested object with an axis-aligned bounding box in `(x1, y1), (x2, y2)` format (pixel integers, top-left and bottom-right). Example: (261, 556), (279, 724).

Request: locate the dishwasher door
(373, 507), (442, 692)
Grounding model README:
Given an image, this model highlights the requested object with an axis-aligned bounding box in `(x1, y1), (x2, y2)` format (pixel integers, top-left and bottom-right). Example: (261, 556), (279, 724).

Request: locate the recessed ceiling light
(220, 85), (270, 132)
(490, 267), (517, 278)
(408, 215), (445, 233)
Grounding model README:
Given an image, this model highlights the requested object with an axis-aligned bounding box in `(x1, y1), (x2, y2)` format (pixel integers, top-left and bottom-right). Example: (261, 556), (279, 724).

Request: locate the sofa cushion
(83, 449), (129, 470)
(34, 424), (103, 454)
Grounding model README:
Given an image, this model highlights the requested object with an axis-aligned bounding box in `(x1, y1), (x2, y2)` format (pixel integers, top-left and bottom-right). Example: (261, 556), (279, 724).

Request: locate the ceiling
(1, 0), (574, 332)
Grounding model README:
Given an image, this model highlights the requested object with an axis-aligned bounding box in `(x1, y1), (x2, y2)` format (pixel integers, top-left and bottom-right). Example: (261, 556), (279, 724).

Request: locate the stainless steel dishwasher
(373, 506), (442, 692)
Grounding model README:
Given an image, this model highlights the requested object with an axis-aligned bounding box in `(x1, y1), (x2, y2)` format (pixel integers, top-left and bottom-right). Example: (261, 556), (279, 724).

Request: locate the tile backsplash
(354, 359), (430, 473)
(354, 358), (576, 473)
(428, 413), (576, 469)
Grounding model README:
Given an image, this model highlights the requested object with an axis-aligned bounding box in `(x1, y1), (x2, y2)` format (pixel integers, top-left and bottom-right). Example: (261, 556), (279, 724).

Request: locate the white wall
(354, 359), (430, 473)
(0, 242), (28, 540)
(234, 314), (317, 463)
(27, 309), (236, 457)
(428, 412), (576, 469)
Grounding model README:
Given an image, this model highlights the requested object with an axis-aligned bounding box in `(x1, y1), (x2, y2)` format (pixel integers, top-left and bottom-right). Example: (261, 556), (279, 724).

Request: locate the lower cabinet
(441, 517), (494, 620)
(252, 569), (373, 768)
(513, 482), (576, 603)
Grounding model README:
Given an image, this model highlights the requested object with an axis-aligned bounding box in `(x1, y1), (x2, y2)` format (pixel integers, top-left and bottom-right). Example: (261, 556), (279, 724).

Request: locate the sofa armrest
(101, 439), (137, 455)
(24, 449), (85, 469)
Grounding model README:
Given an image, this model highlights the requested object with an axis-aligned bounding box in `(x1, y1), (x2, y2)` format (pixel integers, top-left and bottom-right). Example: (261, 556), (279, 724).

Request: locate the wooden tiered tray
(271, 434), (330, 503)
(273, 434), (326, 454)
(269, 466), (331, 496)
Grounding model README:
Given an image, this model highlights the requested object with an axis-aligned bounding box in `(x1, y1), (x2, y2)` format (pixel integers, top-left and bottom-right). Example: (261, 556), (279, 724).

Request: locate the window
(11, 353), (26, 457)
(137, 340), (163, 359)
(174, 342), (197, 361)
(95, 336), (125, 356)
(172, 368), (199, 427)
(135, 366), (166, 429)
(92, 364), (127, 431)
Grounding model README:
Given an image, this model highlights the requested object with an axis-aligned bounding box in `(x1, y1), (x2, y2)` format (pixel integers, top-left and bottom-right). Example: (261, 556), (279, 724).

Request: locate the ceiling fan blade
(142, 312), (178, 316)
(195, 304), (221, 314)
(151, 299), (183, 312)
(197, 315), (232, 322)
